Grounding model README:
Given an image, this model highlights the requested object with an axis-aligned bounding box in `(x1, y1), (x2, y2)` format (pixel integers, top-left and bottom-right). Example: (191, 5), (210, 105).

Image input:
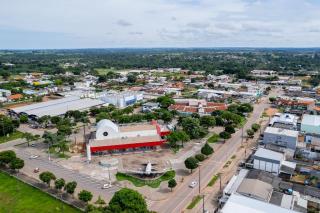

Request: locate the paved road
(150, 94), (274, 213)
(14, 148), (119, 201)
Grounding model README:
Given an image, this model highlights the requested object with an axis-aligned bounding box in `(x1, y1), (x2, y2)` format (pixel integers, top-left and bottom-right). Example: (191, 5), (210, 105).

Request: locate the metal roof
(12, 96), (103, 117)
(254, 148), (284, 163)
(221, 194), (298, 213)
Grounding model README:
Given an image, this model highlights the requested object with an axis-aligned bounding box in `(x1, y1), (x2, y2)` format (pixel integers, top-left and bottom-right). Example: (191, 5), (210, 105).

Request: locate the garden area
(116, 170), (175, 188)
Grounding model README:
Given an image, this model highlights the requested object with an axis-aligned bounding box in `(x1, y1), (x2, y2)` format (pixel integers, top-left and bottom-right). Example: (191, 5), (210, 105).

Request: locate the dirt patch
(264, 107), (278, 117)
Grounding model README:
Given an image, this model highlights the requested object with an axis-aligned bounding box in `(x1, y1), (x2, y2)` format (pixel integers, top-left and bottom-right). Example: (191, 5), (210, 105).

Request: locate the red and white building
(86, 119), (170, 160)
(168, 99), (227, 116)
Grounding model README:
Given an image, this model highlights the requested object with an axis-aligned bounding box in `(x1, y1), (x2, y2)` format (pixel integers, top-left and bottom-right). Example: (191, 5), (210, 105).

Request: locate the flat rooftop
(264, 127), (299, 138)
(90, 135), (163, 148)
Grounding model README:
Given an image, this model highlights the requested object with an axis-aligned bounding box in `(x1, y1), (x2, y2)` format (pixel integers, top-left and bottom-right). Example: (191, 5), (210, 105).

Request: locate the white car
(29, 155), (39, 159)
(189, 181), (198, 188)
(102, 183), (112, 189)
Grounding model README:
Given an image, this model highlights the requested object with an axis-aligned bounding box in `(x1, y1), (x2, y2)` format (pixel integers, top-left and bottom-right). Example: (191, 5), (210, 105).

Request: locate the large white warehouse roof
(12, 96), (104, 117)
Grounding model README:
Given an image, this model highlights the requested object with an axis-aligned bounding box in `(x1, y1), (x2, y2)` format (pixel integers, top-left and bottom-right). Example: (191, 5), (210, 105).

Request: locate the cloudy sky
(1, 0), (320, 49)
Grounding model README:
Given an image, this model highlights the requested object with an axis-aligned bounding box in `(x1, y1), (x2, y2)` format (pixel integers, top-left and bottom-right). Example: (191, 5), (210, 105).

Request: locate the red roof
(8, 94), (23, 100)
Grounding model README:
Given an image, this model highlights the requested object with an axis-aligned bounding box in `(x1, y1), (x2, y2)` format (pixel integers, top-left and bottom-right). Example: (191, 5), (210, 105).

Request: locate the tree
(157, 95), (175, 108)
(247, 129), (255, 138)
(39, 171), (56, 186)
(184, 157), (199, 173)
(0, 150), (16, 165)
(54, 178), (65, 191)
(251, 123), (261, 132)
(127, 74), (137, 83)
(9, 157), (24, 171)
(195, 154), (205, 162)
(78, 190), (93, 203)
(168, 179), (177, 192)
(225, 125), (235, 134)
(269, 97), (276, 103)
(57, 124), (72, 136)
(108, 188), (148, 213)
(181, 117), (207, 139)
(65, 181), (77, 196)
(95, 195), (106, 206)
(219, 131), (231, 140)
(167, 130), (190, 148)
(19, 114), (28, 123)
(23, 132), (37, 147)
(200, 116), (216, 128)
(201, 143), (214, 156)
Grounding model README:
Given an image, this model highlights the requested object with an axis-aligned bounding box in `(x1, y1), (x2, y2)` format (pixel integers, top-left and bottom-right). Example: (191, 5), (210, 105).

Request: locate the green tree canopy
(168, 179), (177, 192)
(54, 178), (65, 191)
(200, 116), (216, 128)
(156, 95), (175, 108)
(39, 171), (56, 186)
(78, 190), (93, 203)
(64, 181), (77, 195)
(201, 143), (214, 156)
(9, 157), (24, 171)
(108, 188), (149, 213)
(0, 150), (16, 165)
(184, 157), (199, 173)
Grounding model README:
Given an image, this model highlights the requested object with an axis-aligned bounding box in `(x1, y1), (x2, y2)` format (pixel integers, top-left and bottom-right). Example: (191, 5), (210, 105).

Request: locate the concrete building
(301, 114), (320, 135)
(0, 89), (11, 97)
(99, 91), (143, 108)
(263, 127), (299, 150)
(253, 148), (296, 176)
(269, 113), (298, 130)
(87, 120), (170, 160)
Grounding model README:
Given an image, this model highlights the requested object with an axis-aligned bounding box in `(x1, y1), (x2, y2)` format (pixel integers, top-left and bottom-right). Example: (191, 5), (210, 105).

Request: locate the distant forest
(0, 48), (320, 79)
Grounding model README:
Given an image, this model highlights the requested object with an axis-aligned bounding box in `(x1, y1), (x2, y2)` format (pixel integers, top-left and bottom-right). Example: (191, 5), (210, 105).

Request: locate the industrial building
(11, 96), (104, 118)
(86, 119), (170, 160)
(253, 148), (296, 176)
(99, 91), (143, 108)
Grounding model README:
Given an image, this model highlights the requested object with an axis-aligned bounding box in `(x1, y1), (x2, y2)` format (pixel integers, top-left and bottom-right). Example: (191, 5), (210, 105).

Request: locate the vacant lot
(0, 171), (81, 213)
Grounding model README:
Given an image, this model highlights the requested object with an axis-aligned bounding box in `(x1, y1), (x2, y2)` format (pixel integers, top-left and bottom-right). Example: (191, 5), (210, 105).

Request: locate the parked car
(102, 182), (112, 189)
(34, 168), (40, 173)
(29, 155), (39, 159)
(189, 181), (198, 188)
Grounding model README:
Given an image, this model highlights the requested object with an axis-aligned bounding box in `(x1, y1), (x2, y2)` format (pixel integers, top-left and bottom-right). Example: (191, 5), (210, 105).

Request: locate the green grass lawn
(0, 131), (24, 144)
(116, 170), (175, 188)
(207, 173), (220, 187)
(187, 195), (202, 209)
(0, 171), (81, 213)
(207, 133), (220, 143)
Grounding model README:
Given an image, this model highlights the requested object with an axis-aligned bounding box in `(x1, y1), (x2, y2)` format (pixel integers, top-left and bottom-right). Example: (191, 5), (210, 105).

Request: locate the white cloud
(0, 0), (320, 48)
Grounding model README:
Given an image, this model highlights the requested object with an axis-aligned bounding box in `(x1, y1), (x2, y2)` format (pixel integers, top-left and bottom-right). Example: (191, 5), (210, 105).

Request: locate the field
(0, 171), (81, 213)
(94, 68), (117, 75)
(0, 131), (24, 144)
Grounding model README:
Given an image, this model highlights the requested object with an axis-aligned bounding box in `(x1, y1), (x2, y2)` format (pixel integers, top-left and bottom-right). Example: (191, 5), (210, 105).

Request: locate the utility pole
(48, 143), (51, 161)
(202, 194), (205, 213)
(241, 126), (244, 146)
(219, 173), (222, 192)
(198, 164), (201, 194)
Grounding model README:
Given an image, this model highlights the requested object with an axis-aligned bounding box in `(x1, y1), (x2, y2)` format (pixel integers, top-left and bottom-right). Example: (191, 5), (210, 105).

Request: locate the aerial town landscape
(1, 1), (320, 213)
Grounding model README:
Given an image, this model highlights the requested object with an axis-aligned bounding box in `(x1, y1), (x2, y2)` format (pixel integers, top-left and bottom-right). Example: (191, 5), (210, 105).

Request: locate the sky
(1, 0), (320, 49)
